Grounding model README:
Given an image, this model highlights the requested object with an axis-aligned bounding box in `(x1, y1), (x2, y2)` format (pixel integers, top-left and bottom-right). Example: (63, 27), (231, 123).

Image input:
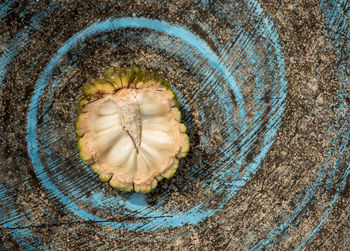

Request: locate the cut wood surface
(0, 0), (349, 250)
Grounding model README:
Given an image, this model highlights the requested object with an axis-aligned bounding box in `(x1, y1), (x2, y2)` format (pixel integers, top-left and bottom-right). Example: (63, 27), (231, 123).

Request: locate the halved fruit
(75, 66), (190, 193)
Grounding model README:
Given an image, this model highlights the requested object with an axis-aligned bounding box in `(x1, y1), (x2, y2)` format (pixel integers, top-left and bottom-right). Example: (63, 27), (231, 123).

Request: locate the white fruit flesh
(79, 86), (183, 189)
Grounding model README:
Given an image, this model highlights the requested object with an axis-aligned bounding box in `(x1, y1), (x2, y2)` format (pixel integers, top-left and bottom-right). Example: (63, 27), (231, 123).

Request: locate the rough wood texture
(0, 0), (349, 250)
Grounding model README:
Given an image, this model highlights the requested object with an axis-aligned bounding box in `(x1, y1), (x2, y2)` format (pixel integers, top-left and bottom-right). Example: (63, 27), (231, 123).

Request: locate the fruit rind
(109, 177), (133, 192)
(76, 97), (89, 114)
(77, 137), (94, 165)
(180, 123), (187, 133)
(104, 67), (123, 88)
(134, 179), (158, 194)
(173, 107), (181, 122)
(83, 80), (115, 96)
(177, 134), (190, 158)
(99, 173), (112, 182)
(74, 113), (88, 137)
(162, 159), (179, 179)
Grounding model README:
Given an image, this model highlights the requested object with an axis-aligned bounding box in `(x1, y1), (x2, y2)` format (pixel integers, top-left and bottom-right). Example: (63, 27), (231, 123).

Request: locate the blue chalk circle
(26, 10), (287, 231)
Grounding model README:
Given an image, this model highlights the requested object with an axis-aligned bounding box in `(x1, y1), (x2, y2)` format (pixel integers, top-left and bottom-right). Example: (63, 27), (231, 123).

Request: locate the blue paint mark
(296, 163), (350, 250)
(0, 0), (303, 248)
(26, 10), (286, 231)
(249, 0), (350, 248)
(0, 0), (19, 19)
(126, 193), (147, 211)
(291, 1), (350, 245)
(0, 184), (42, 248)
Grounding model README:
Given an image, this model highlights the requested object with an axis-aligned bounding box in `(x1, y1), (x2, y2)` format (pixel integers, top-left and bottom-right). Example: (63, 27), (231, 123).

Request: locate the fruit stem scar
(118, 98), (142, 153)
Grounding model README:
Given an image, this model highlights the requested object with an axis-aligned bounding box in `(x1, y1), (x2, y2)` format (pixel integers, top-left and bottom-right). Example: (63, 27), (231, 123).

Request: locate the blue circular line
(26, 15), (287, 230)
(26, 17), (248, 230)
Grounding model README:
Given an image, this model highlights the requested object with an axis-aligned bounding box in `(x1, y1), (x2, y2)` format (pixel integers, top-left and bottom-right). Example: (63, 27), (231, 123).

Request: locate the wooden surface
(0, 0), (349, 250)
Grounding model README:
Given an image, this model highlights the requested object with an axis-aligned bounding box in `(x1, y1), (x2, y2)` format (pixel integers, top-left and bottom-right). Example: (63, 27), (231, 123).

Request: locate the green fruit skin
(134, 179), (158, 194)
(162, 159), (179, 179)
(109, 178), (133, 192)
(177, 134), (190, 158)
(77, 137), (94, 165)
